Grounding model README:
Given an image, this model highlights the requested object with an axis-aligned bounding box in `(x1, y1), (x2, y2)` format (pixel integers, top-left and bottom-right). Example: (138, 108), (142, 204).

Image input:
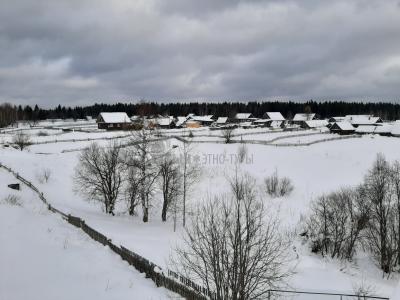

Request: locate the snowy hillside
(0, 169), (178, 300)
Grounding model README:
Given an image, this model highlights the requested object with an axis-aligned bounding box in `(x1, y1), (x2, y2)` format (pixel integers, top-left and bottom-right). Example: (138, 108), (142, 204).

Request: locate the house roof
(293, 113), (316, 121)
(98, 112), (131, 124)
(304, 120), (328, 128)
(391, 121), (400, 136)
(216, 117), (228, 124)
(157, 117), (174, 126)
(375, 124), (393, 134)
(332, 121), (355, 131)
(191, 116), (214, 123)
(235, 113), (253, 119)
(264, 112), (285, 121)
(355, 125), (376, 134)
(345, 115), (382, 125)
(175, 116), (187, 127)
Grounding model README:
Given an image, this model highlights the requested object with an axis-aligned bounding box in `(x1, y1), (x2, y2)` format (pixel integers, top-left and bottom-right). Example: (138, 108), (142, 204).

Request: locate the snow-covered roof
(304, 120), (328, 128)
(391, 121), (400, 136)
(216, 117), (228, 124)
(235, 113), (253, 119)
(375, 124), (393, 134)
(98, 112), (131, 124)
(345, 115), (382, 125)
(293, 113), (316, 121)
(332, 121), (355, 131)
(157, 117), (174, 126)
(175, 116), (187, 127)
(264, 112), (285, 121)
(355, 125), (376, 134)
(191, 116), (214, 123)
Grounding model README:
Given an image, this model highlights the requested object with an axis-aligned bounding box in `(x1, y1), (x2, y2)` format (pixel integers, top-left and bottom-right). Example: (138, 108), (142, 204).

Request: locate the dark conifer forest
(2, 100), (400, 126)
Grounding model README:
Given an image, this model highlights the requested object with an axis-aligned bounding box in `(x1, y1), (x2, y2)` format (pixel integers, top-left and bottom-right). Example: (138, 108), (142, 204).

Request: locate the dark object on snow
(8, 183), (20, 191)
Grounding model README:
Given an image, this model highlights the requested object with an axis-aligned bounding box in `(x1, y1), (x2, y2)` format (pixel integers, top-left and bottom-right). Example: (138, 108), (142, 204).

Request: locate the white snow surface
(0, 169), (176, 300)
(2, 125), (400, 298)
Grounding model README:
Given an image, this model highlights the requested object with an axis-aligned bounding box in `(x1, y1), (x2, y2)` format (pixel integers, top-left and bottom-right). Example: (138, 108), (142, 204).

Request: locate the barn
(262, 112), (286, 127)
(329, 121), (355, 135)
(96, 112), (132, 130)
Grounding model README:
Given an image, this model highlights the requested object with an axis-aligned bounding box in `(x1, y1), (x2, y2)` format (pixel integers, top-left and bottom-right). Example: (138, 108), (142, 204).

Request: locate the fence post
(268, 290), (271, 300)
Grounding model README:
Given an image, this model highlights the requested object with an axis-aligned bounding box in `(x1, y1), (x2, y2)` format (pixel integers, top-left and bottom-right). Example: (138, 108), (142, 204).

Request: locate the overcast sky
(1, 0), (400, 107)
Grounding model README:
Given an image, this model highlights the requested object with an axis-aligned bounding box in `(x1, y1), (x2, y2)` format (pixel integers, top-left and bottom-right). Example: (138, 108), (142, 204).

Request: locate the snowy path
(0, 169), (178, 300)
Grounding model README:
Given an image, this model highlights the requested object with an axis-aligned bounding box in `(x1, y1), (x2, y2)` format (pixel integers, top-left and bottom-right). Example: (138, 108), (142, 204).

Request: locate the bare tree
(124, 163), (141, 216)
(391, 160), (400, 266)
(12, 132), (31, 151)
(222, 127), (235, 144)
(362, 153), (397, 274)
(74, 142), (123, 215)
(181, 141), (201, 227)
(127, 130), (160, 222)
(174, 173), (292, 299)
(158, 152), (181, 222)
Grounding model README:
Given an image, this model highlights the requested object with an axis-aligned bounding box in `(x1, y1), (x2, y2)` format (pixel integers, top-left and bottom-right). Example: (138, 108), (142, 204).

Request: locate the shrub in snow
(237, 142), (248, 164)
(12, 132), (31, 151)
(352, 278), (377, 298)
(2, 194), (21, 206)
(36, 168), (52, 184)
(37, 131), (48, 137)
(222, 127), (235, 144)
(264, 170), (294, 197)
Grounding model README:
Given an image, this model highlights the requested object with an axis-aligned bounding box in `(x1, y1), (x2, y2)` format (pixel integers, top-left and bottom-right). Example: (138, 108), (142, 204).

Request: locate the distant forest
(2, 101), (400, 126)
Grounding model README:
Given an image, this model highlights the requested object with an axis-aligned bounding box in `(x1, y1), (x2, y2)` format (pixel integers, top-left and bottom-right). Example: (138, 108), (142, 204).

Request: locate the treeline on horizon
(2, 101), (400, 125)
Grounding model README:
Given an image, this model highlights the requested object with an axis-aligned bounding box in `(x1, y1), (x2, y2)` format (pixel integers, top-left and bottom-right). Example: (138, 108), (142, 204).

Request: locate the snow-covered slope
(0, 169), (177, 300)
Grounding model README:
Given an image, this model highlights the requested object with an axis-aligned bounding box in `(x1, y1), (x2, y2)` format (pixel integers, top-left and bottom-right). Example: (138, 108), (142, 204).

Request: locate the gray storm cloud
(0, 0), (400, 107)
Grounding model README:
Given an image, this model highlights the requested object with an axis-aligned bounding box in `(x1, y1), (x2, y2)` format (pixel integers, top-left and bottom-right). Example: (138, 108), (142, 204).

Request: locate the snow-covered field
(2, 124), (400, 298)
(0, 169), (177, 300)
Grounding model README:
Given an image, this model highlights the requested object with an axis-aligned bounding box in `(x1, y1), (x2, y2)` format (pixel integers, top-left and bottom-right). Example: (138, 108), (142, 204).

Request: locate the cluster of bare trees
(74, 131), (200, 225)
(174, 173), (292, 299)
(305, 153), (400, 275)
